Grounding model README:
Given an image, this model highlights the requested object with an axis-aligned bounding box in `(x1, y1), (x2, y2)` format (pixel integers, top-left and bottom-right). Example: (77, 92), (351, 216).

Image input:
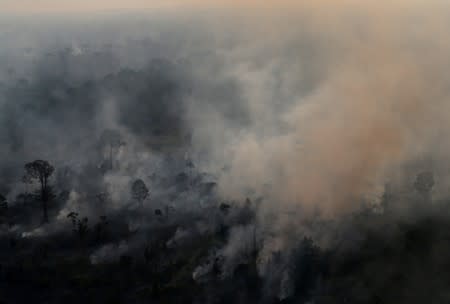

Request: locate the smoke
(177, 1), (450, 219)
(3, 3), (450, 303)
(2, 0), (450, 272)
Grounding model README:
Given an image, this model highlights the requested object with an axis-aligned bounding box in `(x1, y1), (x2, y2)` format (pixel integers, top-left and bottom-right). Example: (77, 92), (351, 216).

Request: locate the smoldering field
(2, 2), (450, 303)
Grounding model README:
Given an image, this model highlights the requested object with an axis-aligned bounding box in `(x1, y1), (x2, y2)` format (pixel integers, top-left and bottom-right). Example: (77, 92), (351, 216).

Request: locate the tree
(67, 212), (79, 230)
(131, 179), (149, 208)
(0, 194), (7, 221)
(67, 212), (89, 239)
(24, 160), (54, 223)
(0, 194), (7, 211)
(99, 129), (125, 170)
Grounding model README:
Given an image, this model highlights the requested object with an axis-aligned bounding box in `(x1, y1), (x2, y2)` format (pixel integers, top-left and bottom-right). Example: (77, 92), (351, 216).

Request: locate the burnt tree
(131, 179), (149, 208)
(24, 160), (54, 223)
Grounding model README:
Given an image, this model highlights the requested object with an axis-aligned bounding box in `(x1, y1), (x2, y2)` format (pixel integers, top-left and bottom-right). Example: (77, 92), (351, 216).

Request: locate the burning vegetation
(2, 2), (450, 303)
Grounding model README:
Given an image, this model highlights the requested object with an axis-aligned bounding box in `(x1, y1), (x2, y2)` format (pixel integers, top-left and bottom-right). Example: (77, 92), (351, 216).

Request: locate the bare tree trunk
(41, 178), (49, 223)
(42, 199), (48, 223)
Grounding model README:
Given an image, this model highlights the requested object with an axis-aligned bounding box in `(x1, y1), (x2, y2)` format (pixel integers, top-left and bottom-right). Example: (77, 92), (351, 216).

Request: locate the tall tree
(24, 160), (54, 223)
(131, 179), (149, 208)
(99, 129), (125, 170)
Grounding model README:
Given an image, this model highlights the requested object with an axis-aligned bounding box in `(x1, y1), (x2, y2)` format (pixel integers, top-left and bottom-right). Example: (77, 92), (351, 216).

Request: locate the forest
(3, 4), (450, 303)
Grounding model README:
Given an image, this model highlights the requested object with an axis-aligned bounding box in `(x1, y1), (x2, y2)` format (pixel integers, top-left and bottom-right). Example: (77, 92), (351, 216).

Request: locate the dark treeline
(1, 144), (449, 304)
